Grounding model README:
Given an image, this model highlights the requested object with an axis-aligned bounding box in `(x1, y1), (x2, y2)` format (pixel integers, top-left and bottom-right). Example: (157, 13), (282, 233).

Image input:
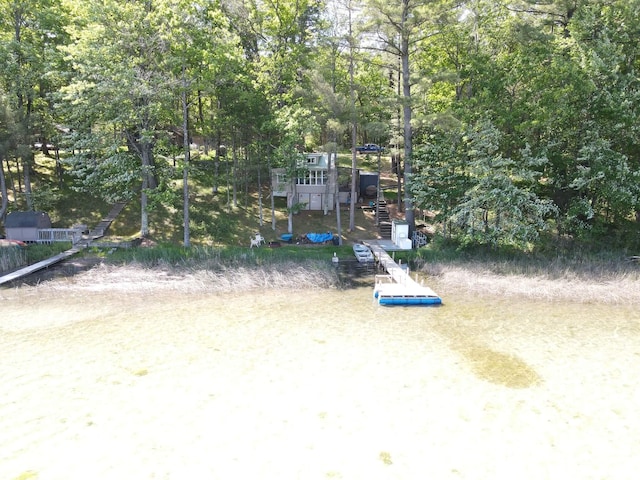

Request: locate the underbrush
(1, 242), (72, 275)
(26, 242), (73, 263)
(103, 243), (353, 268)
(0, 247), (26, 273)
(411, 236), (640, 283)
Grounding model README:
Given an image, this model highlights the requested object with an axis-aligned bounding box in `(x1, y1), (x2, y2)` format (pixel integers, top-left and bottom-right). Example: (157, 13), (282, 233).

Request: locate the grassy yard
(2, 151), (397, 251)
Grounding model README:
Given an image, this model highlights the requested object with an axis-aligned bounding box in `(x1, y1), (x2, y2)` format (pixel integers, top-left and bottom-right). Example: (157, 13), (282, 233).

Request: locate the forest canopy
(1, 0), (639, 250)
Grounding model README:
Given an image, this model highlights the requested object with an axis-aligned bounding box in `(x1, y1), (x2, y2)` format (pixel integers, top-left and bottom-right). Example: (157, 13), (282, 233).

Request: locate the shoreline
(7, 254), (639, 304)
(427, 263), (640, 304)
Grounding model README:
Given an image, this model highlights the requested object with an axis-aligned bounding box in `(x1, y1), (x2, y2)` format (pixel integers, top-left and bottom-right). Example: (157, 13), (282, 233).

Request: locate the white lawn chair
(250, 233), (265, 248)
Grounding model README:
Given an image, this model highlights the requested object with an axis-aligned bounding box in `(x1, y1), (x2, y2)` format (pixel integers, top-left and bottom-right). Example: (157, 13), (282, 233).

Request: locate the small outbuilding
(359, 172), (379, 199)
(4, 211), (52, 242)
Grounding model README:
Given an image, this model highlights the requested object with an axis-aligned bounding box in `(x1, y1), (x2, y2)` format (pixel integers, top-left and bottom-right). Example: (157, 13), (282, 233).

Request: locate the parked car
(356, 144), (384, 154)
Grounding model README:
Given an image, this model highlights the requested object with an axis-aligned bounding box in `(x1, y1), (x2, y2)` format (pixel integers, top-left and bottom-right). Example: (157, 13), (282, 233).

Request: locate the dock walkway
(365, 240), (442, 306)
(0, 202), (126, 286)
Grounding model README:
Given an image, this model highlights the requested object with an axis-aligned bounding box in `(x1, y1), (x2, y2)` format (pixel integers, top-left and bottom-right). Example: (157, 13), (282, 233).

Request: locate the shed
(5, 211), (52, 242)
(359, 172), (379, 199)
(392, 220), (412, 250)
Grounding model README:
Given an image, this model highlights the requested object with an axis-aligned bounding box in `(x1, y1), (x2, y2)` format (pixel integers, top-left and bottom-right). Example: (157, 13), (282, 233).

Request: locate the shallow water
(1, 268), (639, 479)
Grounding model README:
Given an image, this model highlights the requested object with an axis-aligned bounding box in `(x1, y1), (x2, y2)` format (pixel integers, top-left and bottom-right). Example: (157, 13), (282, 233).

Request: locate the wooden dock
(0, 245), (86, 286)
(0, 202), (127, 287)
(365, 241), (442, 306)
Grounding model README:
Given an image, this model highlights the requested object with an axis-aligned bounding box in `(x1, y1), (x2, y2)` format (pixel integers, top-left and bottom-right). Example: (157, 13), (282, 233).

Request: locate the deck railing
(37, 228), (83, 244)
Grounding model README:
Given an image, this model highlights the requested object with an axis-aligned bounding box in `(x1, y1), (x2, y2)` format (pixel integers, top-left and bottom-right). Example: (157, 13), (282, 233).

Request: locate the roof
(5, 211), (52, 228)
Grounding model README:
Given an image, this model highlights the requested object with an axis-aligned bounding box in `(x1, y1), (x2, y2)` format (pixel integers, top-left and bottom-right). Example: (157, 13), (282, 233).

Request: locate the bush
(0, 246), (27, 273)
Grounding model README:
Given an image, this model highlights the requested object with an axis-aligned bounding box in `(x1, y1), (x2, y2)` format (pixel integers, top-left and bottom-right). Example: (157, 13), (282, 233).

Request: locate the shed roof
(5, 211), (52, 228)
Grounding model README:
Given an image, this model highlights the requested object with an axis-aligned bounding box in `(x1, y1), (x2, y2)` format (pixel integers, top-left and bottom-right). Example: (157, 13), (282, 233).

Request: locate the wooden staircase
(87, 202), (127, 239)
(376, 200), (392, 239)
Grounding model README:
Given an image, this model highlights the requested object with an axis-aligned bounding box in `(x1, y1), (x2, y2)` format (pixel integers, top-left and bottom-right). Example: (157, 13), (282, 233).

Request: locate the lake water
(1, 261), (639, 479)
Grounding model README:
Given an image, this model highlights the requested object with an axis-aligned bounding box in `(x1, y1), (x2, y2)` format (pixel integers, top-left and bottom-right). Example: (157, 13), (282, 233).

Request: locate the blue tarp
(305, 232), (334, 243)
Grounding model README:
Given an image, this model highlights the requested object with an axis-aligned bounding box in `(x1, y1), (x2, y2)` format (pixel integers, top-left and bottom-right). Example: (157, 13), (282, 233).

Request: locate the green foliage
(108, 243), (349, 267)
(286, 202), (307, 215)
(569, 134), (640, 223)
(0, 244), (26, 272)
(66, 149), (140, 203)
(412, 127), (470, 228)
(413, 121), (556, 248)
(2, 0), (640, 253)
(25, 242), (70, 264)
(409, 0), (640, 249)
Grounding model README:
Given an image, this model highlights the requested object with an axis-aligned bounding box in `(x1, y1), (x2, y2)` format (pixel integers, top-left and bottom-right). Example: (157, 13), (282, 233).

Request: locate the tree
(61, 0), (177, 237)
(412, 0), (640, 246)
(364, 0), (454, 233)
(413, 119), (556, 247)
(159, 0), (240, 246)
(452, 120), (556, 247)
(0, 0), (70, 210)
(566, 1), (640, 228)
(412, 126), (469, 238)
(347, 0), (358, 232)
(256, 0), (323, 106)
(0, 95), (13, 221)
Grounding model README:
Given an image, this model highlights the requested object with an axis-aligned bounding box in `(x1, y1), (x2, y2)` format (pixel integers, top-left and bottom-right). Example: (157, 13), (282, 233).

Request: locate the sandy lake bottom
(1, 274), (639, 479)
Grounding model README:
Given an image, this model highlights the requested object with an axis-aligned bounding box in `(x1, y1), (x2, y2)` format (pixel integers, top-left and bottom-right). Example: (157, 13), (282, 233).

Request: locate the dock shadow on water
(453, 340), (542, 389)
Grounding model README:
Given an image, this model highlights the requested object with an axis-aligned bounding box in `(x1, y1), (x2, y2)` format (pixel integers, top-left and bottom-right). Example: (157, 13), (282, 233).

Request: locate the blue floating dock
(367, 241), (442, 306)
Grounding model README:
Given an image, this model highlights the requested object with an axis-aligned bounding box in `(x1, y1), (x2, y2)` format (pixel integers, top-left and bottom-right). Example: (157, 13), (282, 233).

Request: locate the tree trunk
(5, 158), (17, 208)
(55, 148), (63, 187)
(243, 148), (249, 207)
(257, 150), (264, 227)
(335, 151), (343, 245)
(324, 150), (331, 216)
(348, 1), (357, 232)
(287, 193), (294, 234)
(182, 67), (191, 247)
(396, 64), (403, 213)
(232, 134), (238, 208)
(225, 146), (231, 209)
(23, 156), (33, 210)
(401, 23), (414, 233)
(376, 150), (381, 225)
(0, 156), (8, 222)
(140, 143), (153, 237)
(287, 153), (298, 235)
(15, 158), (22, 194)
(269, 153), (276, 231)
(141, 176), (149, 237)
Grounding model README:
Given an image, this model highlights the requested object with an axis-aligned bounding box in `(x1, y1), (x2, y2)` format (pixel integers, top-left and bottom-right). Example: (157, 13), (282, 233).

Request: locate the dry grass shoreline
(426, 262), (640, 304)
(20, 254), (640, 304)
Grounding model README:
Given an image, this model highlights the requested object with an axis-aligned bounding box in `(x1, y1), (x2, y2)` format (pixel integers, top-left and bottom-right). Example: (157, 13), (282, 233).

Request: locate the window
(297, 170), (326, 185)
(274, 172), (289, 191)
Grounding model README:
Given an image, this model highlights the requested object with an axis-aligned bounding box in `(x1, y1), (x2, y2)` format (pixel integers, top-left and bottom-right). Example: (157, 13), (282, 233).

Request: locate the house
(4, 211), (52, 242)
(271, 152), (339, 212)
